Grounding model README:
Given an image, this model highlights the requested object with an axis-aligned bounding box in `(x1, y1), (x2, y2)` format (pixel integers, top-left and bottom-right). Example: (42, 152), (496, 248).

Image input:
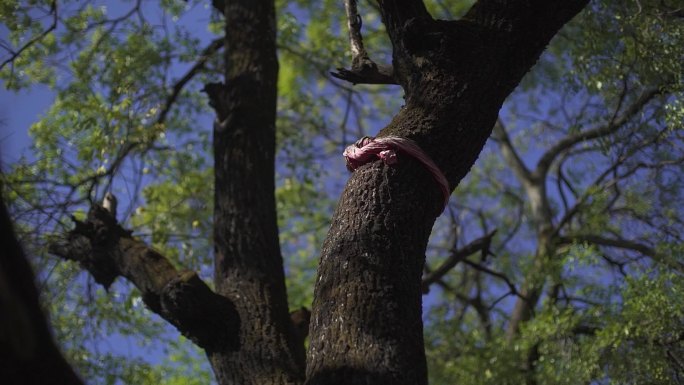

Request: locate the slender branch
(554, 126), (673, 234)
(497, 117), (556, 239)
(493, 118), (532, 183)
(158, 37), (224, 125)
(461, 258), (523, 300)
(535, 88), (661, 176)
(555, 150), (579, 213)
(345, 0), (369, 67)
(48, 205), (240, 353)
(331, 0), (397, 85)
(421, 230), (496, 292)
(0, 0), (58, 73)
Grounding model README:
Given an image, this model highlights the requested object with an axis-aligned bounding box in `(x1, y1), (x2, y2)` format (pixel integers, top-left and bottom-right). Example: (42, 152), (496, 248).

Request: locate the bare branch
(48, 205), (240, 353)
(422, 230), (497, 292)
(535, 88), (662, 176)
(492, 118), (532, 183)
(555, 150), (580, 213)
(345, 0), (369, 67)
(554, 126), (675, 234)
(158, 37), (224, 125)
(461, 258), (523, 300)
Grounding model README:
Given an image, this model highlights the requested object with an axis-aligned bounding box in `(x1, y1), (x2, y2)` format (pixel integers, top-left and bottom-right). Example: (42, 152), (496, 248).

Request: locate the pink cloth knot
(378, 149), (398, 165)
(342, 136), (450, 210)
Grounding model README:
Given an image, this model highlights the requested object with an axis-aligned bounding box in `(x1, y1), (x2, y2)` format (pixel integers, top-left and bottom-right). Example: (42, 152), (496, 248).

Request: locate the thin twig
(158, 37), (224, 125)
(421, 230), (497, 292)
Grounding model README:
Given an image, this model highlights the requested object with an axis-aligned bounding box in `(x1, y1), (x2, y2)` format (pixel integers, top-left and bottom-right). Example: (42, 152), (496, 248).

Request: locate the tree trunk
(307, 2), (589, 384)
(208, 0), (304, 383)
(0, 180), (84, 385)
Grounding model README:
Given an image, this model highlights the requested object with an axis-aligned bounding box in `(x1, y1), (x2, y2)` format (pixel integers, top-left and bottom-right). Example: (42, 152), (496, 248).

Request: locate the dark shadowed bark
(0, 180), (84, 385)
(306, 1), (589, 384)
(205, 0), (305, 383)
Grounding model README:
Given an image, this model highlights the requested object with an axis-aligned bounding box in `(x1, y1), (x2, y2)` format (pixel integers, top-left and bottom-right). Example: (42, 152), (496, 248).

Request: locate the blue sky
(0, 84), (53, 163)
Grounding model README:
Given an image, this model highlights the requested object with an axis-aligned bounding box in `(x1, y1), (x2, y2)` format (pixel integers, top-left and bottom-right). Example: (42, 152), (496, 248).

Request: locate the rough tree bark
(207, 0), (305, 383)
(45, 0), (589, 385)
(307, 1), (589, 384)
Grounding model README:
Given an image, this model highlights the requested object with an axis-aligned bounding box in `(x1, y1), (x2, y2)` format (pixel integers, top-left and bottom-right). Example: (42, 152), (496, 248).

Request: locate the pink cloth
(343, 136), (450, 209)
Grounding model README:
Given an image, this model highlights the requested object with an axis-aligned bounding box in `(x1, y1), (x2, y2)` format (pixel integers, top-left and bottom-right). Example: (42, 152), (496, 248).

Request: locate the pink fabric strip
(343, 136), (450, 209)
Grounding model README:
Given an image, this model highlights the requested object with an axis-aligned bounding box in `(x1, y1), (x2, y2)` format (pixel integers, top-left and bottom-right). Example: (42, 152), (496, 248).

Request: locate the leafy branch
(0, 0), (58, 75)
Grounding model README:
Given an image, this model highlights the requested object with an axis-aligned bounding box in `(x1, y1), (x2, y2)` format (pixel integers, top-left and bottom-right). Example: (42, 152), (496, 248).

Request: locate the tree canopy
(1, 0), (683, 384)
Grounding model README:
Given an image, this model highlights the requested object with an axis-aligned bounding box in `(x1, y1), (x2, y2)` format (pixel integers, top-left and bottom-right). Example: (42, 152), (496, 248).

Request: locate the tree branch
(330, 65), (396, 85)
(463, 0), (589, 38)
(421, 230), (496, 293)
(158, 37), (224, 125)
(554, 125), (673, 234)
(558, 234), (684, 274)
(492, 118), (532, 183)
(345, 0), (370, 68)
(494, 116), (554, 233)
(48, 205), (240, 353)
(535, 88), (661, 176)
(0, 0), (57, 73)
(462, 258), (523, 299)
(210, 0), (225, 15)
(331, 0), (398, 85)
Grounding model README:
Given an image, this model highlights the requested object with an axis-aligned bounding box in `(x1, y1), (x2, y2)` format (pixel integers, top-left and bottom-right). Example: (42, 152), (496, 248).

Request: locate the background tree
(1, 1), (683, 385)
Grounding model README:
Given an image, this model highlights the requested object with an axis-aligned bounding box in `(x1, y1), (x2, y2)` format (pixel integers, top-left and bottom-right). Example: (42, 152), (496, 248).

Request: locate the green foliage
(2, 0), (218, 381)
